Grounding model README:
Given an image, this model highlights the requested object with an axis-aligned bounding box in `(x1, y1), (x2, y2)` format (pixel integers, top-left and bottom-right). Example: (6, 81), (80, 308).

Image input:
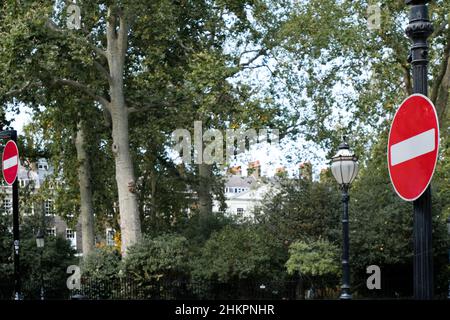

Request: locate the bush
(286, 239), (340, 293)
(20, 235), (78, 299)
(191, 225), (277, 283)
(123, 234), (189, 283)
(81, 247), (121, 282)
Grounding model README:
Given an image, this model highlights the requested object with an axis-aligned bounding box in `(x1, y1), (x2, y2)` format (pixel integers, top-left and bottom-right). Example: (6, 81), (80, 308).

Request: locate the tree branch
(238, 48), (266, 68)
(127, 104), (163, 114)
(106, 7), (118, 47)
(46, 19), (107, 59)
(53, 78), (110, 110)
(4, 81), (42, 97)
(431, 21), (448, 39)
(401, 64), (412, 96)
(93, 60), (112, 83)
(431, 38), (450, 104)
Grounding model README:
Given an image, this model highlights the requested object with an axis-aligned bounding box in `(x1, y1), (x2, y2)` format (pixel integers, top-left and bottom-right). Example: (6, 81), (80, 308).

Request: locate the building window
(44, 200), (54, 216)
(66, 229), (77, 249)
(24, 203), (34, 216)
(106, 228), (115, 246)
(236, 208), (244, 215)
(47, 228), (56, 237)
(66, 228), (74, 239)
(2, 198), (12, 215)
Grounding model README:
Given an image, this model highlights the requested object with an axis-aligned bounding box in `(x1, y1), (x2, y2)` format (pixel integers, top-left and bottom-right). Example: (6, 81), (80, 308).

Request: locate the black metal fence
(2, 278), (331, 300)
(70, 278), (303, 300)
(0, 277), (349, 300)
(0, 280), (72, 300)
(2, 276), (420, 300)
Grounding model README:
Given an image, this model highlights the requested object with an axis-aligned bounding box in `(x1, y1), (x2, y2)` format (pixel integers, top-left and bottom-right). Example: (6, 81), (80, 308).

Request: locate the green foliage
(192, 225), (280, 282)
(0, 214), (13, 284)
(255, 177), (341, 246)
(80, 247), (122, 282)
(286, 239), (340, 278)
(123, 234), (189, 283)
(16, 216), (77, 299)
(179, 211), (235, 246)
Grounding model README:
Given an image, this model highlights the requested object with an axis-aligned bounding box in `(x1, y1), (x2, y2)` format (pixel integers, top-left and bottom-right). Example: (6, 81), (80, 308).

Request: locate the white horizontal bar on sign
(3, 155), (18, 170)
(390, 129), (435, 166)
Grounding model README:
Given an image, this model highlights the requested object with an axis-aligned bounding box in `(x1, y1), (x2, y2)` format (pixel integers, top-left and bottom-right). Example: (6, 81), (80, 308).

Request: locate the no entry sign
(2, 140), (19, 185)
(388, 94), (439, 201)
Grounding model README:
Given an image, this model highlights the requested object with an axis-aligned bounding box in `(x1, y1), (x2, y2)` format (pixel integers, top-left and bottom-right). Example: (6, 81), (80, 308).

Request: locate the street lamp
(36, 229), (45, 300)
(331, 137), (359, 300)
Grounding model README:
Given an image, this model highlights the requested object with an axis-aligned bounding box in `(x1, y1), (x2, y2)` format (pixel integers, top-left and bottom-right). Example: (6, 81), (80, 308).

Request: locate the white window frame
(47, 227), (56, 237)
(2, 198), (12, 215)
(66, 228), (77, 249)
(106, 228), (115, 246)
(44, 200), (54, 216)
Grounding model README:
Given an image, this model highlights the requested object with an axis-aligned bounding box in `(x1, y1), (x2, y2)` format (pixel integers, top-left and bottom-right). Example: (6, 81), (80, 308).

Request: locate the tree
(274, 0), (449, 153)
(255, 177), (341, 248)
(191, 225), (283, 283)
(0, 213), (77, 299)
(123, 234), (189, 284)
(286, 239), (340, 297)
(81, 247), (121, 282)
(1, 1), (298, 256)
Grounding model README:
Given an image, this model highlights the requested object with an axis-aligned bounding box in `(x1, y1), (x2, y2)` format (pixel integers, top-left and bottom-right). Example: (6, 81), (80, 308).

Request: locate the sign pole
(13, 165), (21, 300)
(405, 0), (434, 299)
(0, 129), (21, 299)
(12, 130), (21, 300)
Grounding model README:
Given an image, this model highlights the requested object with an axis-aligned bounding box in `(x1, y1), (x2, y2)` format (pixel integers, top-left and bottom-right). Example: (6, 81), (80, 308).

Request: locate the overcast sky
(7, 105), (328, 179)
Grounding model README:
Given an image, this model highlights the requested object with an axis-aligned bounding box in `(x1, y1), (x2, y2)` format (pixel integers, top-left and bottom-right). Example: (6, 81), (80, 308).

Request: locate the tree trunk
(198, 163), (213, 220)
(296, 276), (305, 300)
(434, 56), (450, 127)
(75, 120), (95, 256)
(106, 9), (141, 256)
(111, 105), (142, 255)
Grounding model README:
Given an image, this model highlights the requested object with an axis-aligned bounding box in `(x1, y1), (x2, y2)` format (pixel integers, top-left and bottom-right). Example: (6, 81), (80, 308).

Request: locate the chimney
(275, 166), (287, 177)
(299, 162), (312, 181)
(247, 160), (261, 179)
(227, 165), (242, 176)
(319, 168), (330, 182)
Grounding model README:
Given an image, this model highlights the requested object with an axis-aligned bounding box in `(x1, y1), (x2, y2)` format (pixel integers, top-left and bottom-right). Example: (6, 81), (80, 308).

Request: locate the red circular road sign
(388, 94), (439, 201)
(2, 140), (19, 185)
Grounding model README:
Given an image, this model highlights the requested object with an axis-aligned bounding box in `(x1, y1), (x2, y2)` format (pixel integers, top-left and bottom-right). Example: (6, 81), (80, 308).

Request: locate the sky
(7, 105), (32, 134)
(7, 105), (329, 180)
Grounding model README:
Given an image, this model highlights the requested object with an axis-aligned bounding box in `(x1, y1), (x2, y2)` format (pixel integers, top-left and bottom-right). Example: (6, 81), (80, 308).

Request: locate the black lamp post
(405, 0), (434, 299)
(331, 138), (359, 300)
(36, 229), (45, 300)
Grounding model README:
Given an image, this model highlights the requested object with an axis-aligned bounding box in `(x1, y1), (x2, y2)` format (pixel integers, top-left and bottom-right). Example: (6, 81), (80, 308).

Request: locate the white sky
(6, 105), (33, 133)
(8, 106), (329, 179)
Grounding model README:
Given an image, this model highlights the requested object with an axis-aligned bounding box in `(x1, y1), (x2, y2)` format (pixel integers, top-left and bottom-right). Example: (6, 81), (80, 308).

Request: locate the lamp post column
(405, 0), (434, 300)
(340, 186), (351, 300)
(40, 249), (44, 300)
